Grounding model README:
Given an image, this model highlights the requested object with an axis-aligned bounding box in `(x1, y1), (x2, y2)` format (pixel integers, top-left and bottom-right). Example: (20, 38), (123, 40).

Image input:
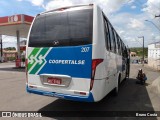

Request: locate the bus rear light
(80, 92), (86, 95)
(90, 59), (103, 91)
(74, 91), (87, 95)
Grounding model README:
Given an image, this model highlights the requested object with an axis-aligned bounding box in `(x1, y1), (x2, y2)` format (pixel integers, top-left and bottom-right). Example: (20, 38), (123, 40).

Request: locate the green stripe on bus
(29, 48), (49, 74)
(28, 48), (41, 71)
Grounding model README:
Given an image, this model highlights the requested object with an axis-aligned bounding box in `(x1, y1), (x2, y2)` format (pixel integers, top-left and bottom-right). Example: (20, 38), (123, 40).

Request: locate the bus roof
(40, 4), (94, 15)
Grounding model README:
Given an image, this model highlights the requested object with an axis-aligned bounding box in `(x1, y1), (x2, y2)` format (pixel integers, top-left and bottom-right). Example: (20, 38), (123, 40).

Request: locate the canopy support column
(16, 30), (21, 60)
(0, 35), (2, 62)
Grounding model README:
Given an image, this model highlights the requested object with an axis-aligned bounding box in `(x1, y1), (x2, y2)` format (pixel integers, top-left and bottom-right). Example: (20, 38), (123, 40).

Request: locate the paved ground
(0, 62), (160, 120)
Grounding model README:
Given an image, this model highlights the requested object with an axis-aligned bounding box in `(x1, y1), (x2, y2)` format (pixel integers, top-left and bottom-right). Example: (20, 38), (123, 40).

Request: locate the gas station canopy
(0, 14), (34, 63)
(0, 14), (34, 38)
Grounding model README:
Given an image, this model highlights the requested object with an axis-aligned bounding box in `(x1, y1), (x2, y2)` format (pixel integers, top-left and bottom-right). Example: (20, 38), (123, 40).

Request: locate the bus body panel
(27, 45), (92, 78)
(26, 6), (94, 102)
(90, 5), (118, 101)
(27, 45), (92, 96)
(26, 4), (129, 102)
(90, 5), (107, 101)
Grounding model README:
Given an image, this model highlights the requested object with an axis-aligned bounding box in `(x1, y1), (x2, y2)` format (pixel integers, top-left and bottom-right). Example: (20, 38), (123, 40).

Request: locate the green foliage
(130, 47), (148, 57)
(4, 47), (16, 50)
(22, 58), (25, 62)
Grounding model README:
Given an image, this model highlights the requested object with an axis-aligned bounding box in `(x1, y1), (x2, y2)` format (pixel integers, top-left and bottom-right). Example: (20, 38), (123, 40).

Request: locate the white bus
(26, 4), (130, 102)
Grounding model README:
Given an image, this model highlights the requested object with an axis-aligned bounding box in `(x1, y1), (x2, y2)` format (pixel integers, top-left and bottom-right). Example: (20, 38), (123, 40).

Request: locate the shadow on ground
(0, 67), (25, 72)
(38, 78), (157, 119)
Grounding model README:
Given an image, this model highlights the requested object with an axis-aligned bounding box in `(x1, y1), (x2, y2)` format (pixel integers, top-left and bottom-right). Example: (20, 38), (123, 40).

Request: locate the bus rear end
(26, 5), (95, 102)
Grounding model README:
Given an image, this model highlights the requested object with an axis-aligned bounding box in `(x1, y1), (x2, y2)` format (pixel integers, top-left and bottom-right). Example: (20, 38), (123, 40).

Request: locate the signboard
(0, 14), (33, 26)
(0, 15), (21, 26)
(8, 15), (19, 23)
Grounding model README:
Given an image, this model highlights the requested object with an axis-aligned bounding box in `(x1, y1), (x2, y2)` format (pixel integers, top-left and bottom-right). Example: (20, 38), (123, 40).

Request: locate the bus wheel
(124, 67), (128, 81)
(113, 74), (120, 96)
(126, 64), (130, 78)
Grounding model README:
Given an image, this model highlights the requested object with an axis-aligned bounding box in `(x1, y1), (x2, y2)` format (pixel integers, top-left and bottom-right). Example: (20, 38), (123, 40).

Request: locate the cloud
(142, 0), (160, 18)
(109, 11), (160, 47)
(17, 0), (44, 6)
(128, 18), (145, 29)
(13, 0), (159, 47)
(31, 0), (44, 6)
(131, 5), (136, 9)
(155, 36), (160, 40)
(128, 0), (135, 4)
(99, 0), (132, 14)
(44, 0), (92, 11)
(45, 0), (73, 11)
(43, 0), (132, 14)
(2, 35), (27, 48)
(23, 0), (159, 47)
(18, 0), (133, 15)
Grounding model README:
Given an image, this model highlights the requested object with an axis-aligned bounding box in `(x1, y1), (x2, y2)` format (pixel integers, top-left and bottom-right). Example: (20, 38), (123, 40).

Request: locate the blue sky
(0, 0), (160, 48)
(0, 0), (44, 16)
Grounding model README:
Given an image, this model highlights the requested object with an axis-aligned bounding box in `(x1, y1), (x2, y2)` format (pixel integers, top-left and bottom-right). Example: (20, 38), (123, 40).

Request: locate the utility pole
(138, 36), (144, 66)
(0, 35), (2, 62)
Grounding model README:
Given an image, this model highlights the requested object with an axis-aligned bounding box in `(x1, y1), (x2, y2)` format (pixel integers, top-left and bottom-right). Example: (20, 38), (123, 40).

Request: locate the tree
(4, 47), (16, 51)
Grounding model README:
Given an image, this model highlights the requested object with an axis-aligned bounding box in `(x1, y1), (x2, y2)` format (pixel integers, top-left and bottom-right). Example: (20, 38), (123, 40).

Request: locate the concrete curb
(152, 76), (160, 94)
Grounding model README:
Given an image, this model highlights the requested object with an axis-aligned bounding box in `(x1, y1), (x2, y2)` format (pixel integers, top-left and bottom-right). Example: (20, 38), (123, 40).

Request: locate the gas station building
(0, 14), (34, 66)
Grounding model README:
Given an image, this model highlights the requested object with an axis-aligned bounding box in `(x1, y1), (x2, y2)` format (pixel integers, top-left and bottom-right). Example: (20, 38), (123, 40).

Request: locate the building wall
(130, 52), (137, 57)
(3, 50), (17, 62)
(148, 43), (160, 70)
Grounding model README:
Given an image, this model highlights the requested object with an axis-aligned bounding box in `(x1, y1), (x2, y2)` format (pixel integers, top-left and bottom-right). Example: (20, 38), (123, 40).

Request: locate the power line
(145, 20), (160, 31)
(134, 38), (143, 46)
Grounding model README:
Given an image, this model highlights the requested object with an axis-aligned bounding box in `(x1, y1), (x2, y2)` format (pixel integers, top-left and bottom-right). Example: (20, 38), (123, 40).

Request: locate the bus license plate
(47, 77), (62, 85)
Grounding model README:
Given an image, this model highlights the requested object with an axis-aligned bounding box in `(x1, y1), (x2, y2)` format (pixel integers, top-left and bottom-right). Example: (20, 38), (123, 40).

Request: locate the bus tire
(124, 70), (127, 81)
(113, 74), (120, 96)
(126, 63), (130, 78)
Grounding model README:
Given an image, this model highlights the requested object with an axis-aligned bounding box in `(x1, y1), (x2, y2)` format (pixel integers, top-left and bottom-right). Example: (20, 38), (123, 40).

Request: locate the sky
(0, 0), (160, 48)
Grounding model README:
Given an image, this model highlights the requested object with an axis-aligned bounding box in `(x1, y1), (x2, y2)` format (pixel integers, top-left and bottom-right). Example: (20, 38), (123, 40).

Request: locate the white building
(148, 42), (160, 70)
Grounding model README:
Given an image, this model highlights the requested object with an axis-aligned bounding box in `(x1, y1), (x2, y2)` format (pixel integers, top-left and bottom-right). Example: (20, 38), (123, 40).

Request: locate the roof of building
(148, 41), (160, 45)
(0, 14), (34, 38)
(130, 52), (137, 54)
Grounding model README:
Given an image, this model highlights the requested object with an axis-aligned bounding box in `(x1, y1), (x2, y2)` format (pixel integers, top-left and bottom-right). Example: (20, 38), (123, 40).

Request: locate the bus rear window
(29, 8), (93, 47)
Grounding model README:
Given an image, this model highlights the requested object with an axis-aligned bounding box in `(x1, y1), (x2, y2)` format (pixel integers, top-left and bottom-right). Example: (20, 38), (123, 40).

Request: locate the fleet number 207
(81, 47), (90, 52)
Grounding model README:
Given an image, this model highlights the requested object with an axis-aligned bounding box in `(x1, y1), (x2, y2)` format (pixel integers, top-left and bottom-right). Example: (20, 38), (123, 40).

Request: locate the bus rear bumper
(26, 86), (94, 102)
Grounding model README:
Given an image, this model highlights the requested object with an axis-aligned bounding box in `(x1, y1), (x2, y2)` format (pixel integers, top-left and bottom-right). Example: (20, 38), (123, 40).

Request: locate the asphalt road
(0, 62), (160, 120)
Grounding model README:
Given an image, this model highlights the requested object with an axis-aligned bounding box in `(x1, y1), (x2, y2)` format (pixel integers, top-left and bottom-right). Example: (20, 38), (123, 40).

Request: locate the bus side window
(113, 31), (118, 54)
(103, 19), (111, 51)
(124, 46), (128, 58)
(112, 29), (117, 53)
(108, 24), (115, 53)
(121, 42), (125, 57)
(118, 38), (122, 55)
(119, 38), (123, 55)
